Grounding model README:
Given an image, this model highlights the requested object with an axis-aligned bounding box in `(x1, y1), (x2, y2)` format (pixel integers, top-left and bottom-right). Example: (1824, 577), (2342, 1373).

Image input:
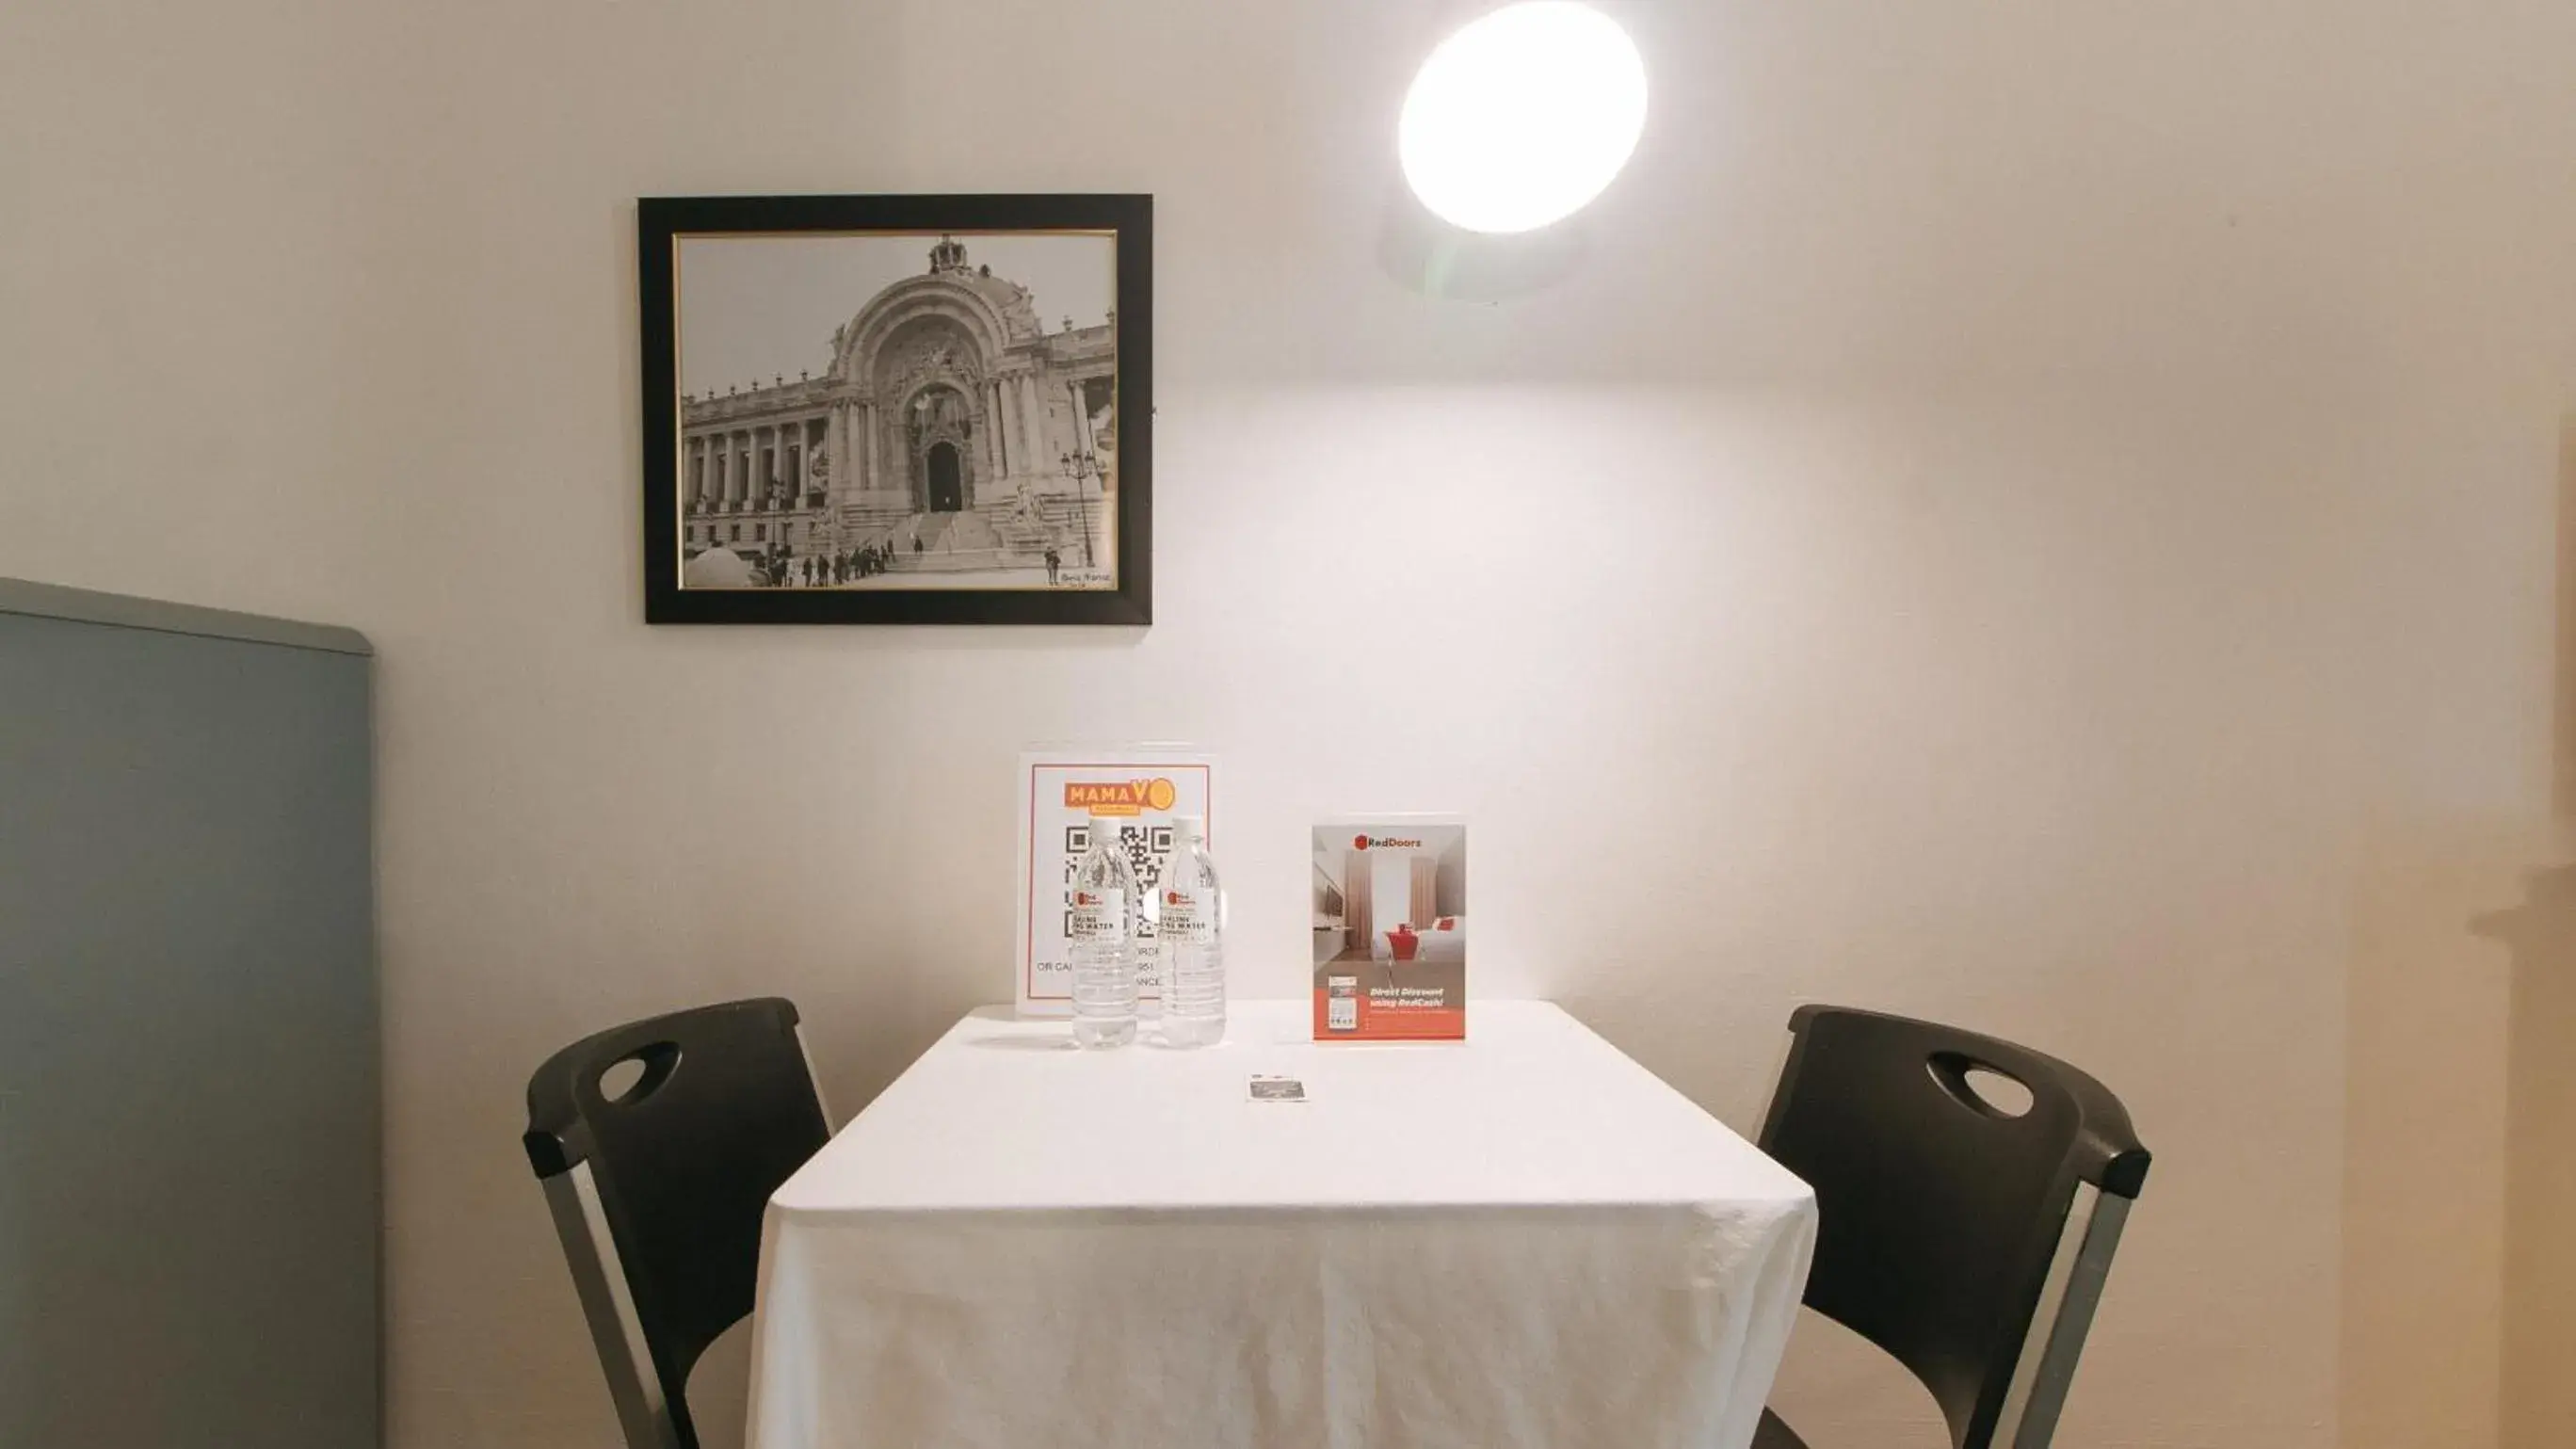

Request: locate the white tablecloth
(748, 1001), (1815, 1449)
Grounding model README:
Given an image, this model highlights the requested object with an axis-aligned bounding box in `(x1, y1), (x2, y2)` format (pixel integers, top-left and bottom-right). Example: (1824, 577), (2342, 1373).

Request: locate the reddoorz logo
(1353, 834), (1424, 850)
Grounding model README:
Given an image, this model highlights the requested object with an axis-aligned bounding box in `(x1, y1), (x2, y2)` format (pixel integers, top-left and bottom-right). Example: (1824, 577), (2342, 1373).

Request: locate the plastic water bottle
(1155, 815), (1227, 1048)
(1069, 818), (1139, 1049)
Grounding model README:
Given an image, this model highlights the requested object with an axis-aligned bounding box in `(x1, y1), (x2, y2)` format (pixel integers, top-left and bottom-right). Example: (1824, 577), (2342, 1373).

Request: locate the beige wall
(4, 3), (2571, 1446)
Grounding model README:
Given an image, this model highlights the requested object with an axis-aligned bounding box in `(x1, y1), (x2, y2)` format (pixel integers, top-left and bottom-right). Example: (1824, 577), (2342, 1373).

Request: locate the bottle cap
(1172, 814), (1206, 843)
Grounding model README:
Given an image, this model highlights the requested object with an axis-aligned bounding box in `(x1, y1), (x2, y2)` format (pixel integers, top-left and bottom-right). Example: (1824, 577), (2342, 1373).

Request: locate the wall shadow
(2484, 414), (2576, 1448)
(2473, 862), (2576, 1447)
(2340, 419), (2576, 1449)
(2339, 823), (2516, 1449)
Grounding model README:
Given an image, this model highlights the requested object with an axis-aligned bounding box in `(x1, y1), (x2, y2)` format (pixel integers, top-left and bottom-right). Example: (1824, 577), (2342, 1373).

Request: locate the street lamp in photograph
(1059, 448), (1106, 567)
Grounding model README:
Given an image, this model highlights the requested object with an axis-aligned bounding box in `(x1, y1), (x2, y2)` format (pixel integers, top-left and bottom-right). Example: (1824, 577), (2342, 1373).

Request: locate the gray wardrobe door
(0, 600), (378, 1448)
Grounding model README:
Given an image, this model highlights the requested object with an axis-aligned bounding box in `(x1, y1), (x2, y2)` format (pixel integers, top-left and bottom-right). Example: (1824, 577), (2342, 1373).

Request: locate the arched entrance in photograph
(905, 383), (977, 513)
(926, 442), (963, 512)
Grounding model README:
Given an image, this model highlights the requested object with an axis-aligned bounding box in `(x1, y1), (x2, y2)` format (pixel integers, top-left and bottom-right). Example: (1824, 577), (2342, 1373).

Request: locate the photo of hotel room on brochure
(1312, 819), (1465, 1041)
(1015, 751), (1214, 1017)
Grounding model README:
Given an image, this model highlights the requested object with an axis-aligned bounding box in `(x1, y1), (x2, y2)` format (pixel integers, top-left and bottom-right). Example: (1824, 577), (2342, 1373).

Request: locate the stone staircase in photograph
(829, 493), (1103, 574)
(945, 510), (1001, 554)
(881, 509), (1002, 572)
(995, 505), (1054, 559)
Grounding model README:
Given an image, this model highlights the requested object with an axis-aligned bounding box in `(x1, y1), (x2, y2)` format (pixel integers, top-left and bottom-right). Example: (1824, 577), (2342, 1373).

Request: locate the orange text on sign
(1065, 778), (1179, 816)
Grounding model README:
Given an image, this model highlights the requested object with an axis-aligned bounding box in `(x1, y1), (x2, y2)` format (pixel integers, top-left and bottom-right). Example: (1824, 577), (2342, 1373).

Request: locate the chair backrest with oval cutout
(523, 998), (829, 1449)
(1758, 1006), (2149, 1449)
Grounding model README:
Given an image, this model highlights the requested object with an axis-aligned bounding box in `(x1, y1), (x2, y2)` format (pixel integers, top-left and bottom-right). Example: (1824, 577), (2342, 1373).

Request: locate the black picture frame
(638, 193), (1152, 625)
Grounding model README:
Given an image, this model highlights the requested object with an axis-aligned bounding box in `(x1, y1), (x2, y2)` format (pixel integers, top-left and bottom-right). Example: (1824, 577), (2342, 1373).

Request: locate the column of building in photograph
(680, 384), (835, 553)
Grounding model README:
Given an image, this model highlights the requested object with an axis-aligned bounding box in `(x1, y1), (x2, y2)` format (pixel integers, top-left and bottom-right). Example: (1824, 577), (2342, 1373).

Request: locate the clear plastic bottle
(1069, 817), (1139, 1049)
(1155, 815), (1227, 1048)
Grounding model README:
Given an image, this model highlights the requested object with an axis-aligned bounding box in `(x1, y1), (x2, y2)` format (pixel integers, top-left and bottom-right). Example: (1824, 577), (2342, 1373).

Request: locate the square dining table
(747, 1000), (1816, 1449)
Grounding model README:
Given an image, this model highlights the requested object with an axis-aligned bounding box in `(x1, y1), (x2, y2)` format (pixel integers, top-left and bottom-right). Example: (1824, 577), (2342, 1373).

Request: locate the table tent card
(1311, 817), (1467, 1040)
(1016, 749), (1216, 1017)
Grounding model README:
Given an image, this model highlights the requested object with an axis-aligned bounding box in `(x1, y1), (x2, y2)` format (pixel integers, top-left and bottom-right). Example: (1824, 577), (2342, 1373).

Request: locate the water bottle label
(1070, 889), (1125, 940)
(1157, 887), (1217, 944)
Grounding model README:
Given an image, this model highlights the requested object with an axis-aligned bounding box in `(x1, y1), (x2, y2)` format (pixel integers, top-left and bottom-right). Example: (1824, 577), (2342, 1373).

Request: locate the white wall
(4, 3), (2571, 1446)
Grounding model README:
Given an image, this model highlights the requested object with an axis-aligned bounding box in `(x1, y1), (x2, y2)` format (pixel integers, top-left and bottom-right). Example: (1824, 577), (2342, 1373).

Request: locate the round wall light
(1398, 2), (1649, 234)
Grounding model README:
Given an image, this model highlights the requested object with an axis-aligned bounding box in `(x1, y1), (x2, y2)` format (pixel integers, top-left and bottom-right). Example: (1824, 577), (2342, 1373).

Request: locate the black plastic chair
(523, 998), (832, 1449)
(1753, 1006), (2150, 1449)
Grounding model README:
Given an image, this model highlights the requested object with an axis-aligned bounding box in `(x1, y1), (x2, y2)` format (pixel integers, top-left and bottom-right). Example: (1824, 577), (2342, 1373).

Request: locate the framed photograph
(638, 194), (1151, 624)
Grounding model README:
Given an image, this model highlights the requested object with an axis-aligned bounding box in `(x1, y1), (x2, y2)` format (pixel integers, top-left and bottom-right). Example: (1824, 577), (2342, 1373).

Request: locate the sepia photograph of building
(673, 231), (1119, 591)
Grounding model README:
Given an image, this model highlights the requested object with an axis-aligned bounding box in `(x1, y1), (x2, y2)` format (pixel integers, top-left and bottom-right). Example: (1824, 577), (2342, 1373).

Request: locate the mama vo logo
(1066, 777), (1179, 817)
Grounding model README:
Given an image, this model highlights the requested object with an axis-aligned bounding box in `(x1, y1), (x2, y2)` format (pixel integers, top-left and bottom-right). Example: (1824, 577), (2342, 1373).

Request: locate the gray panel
(0, 597), (378, 1447)
(0, 576), (373, 657)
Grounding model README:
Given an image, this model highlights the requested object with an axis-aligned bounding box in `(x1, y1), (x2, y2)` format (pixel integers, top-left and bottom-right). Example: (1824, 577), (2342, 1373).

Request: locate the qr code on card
(1061, 819), (1174, 938)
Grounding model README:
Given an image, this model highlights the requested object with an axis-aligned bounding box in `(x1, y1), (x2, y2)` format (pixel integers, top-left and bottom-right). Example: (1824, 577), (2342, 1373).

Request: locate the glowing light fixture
(1398, 2), (1649, 234)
